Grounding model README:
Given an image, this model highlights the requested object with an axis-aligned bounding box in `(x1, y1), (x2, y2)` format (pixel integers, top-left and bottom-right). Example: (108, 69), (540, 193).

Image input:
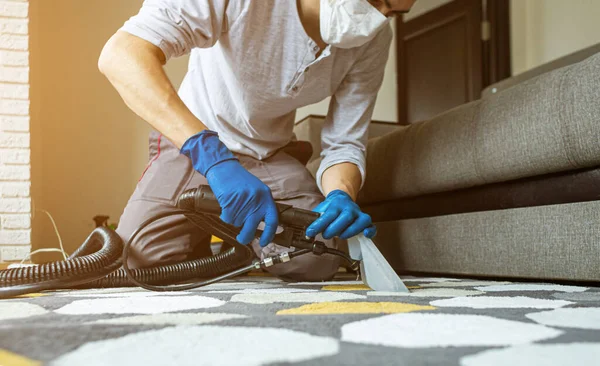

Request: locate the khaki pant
(116, 132), (341, 281)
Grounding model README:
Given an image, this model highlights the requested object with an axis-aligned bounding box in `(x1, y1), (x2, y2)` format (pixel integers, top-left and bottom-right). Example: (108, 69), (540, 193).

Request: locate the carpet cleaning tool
(0, 185), (407, 299)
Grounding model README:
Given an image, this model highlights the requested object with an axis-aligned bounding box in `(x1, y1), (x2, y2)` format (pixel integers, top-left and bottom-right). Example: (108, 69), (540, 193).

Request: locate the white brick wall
(0, 0), (30, 262)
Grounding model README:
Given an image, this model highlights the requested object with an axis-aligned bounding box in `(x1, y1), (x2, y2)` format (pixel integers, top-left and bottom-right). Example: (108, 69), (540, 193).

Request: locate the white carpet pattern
(0, 275), (598, 365)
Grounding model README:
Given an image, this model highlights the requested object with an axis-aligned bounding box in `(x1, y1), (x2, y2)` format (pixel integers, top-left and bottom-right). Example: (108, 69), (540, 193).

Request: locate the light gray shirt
(121, 0), (392, 194)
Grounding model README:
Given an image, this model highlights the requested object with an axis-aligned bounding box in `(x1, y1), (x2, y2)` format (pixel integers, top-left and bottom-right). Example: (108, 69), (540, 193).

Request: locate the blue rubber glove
(305, 190), (376, 240)
(181, 130), (278, 247)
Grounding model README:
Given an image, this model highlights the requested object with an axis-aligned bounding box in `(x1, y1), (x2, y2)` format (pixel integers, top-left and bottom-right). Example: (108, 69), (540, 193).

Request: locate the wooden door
(396, 0), (510, 124)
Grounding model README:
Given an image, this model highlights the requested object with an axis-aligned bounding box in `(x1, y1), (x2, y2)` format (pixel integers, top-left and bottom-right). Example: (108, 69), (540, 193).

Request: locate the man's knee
(265, 252), (341, 282)
(117, 224), (190, 269)
(116, 206), (211, 269)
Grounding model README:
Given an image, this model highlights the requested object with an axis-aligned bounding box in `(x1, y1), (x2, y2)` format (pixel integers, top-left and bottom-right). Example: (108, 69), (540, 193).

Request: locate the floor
(0, 274), (599, 365)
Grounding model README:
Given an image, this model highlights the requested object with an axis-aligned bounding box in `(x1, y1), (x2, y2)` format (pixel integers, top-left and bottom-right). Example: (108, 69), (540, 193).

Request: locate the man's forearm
(320, 162), (362, 201)
(98, 31), (206, 148)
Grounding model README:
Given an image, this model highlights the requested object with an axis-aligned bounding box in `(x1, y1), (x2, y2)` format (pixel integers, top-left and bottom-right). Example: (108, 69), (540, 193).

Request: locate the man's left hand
(305, 190), (377, 240)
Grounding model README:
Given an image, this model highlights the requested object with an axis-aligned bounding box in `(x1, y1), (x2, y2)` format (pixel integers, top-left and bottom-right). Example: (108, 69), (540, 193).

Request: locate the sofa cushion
(356, 51), (600, 204)
(373, 200), (600, 281)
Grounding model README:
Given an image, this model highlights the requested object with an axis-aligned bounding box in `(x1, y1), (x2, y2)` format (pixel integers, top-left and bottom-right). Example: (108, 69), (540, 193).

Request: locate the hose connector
(261, 251), (293, 267)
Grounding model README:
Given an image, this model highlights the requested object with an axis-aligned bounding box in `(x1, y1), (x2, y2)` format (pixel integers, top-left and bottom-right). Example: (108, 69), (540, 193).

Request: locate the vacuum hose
(0, 227), (123, 298)
(0, 187), (255, 299)
(0, 185), (352, 298)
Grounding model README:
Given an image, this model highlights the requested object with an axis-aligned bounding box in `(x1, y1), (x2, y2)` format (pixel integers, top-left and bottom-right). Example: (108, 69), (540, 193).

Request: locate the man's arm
(305, 26), (393, 240)
(98, 0), (238, 147)
(99, 2), (278, 246)
(316, 25), (393, 200)
(98, 31), (206, 148)
(320, 162), (362, 201)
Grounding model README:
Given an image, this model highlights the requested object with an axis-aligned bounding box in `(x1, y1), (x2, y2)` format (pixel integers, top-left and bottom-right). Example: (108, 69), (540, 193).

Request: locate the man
(99, 0), (416, 281)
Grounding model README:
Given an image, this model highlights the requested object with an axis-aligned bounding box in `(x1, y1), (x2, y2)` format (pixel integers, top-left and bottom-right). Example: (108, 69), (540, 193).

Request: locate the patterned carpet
(1, 274), (599, 365)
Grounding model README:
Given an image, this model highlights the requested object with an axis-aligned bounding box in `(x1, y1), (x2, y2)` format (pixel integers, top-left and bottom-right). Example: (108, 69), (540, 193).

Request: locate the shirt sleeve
(315, 25), (393, 195)
(119, 0), (240, 60)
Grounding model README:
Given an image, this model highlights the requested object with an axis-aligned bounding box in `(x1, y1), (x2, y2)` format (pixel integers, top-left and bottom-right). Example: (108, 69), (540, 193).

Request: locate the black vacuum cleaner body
(0, 185), (357, 298)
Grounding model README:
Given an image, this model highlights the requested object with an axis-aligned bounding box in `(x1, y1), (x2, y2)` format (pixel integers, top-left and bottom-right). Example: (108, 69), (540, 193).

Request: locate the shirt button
(305, 67), (310, 73)
(313, 45), (319, 52)
(292, 86), (299, 92)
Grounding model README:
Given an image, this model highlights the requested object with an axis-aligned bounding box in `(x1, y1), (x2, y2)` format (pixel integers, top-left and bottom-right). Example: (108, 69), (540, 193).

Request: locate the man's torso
(178, 0), (375, 159)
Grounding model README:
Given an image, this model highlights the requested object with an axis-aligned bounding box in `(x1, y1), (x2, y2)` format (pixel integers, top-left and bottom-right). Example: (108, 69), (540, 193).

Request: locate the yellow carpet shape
(0, 349), (41, 366)
(321, 285), (421, 291)
(277, 302), (435, 315)
(16, 293), (47, 298)
(321, 285), (372, 291)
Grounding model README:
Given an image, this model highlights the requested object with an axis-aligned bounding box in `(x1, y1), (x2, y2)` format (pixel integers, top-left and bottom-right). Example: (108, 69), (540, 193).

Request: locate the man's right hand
(181, 130), (279, 247)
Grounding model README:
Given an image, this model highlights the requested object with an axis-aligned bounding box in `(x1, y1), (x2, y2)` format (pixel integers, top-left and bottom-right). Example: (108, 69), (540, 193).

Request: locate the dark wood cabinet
(396, 0), (511, 124)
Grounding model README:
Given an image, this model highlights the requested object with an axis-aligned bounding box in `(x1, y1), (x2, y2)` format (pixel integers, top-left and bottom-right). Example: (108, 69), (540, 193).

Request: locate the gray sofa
(293, 44), (600, 282)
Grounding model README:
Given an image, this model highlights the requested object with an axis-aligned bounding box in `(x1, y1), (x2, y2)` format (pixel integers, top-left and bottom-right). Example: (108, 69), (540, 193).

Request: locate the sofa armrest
(482, 43), (600, 98)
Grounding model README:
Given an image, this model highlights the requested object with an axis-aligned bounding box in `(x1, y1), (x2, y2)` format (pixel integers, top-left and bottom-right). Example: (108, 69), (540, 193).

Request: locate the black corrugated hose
(0, 190), (255, 299)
